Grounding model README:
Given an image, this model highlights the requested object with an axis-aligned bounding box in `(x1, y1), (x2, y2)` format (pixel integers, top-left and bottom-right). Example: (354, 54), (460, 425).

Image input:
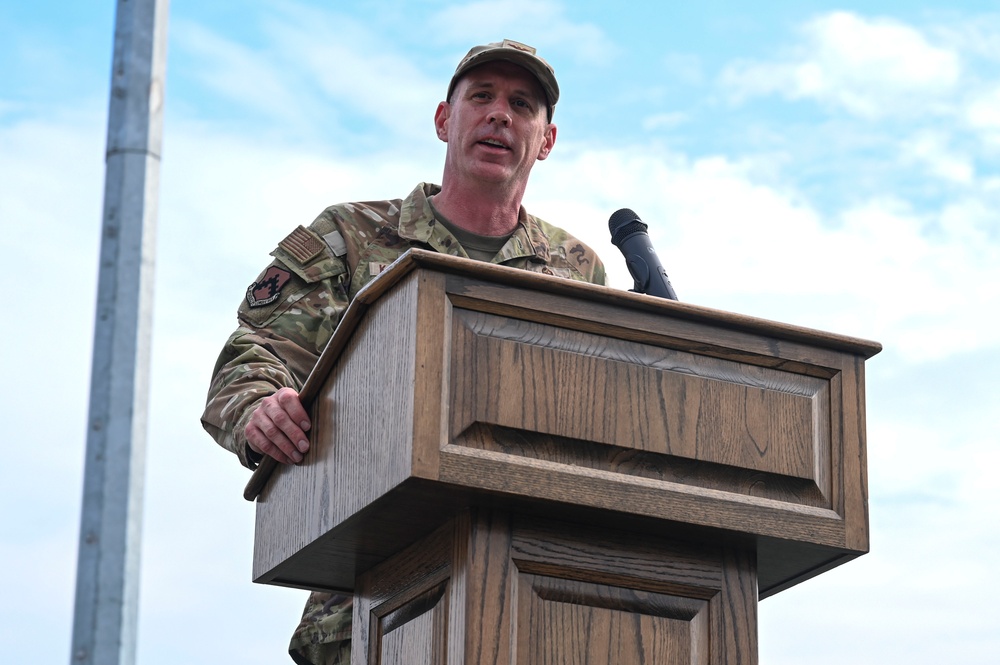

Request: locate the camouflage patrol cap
(447, 39), (559, 117)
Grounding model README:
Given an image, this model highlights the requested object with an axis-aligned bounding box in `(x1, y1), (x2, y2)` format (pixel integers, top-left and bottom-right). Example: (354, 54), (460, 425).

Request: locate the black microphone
(608, 208), (678, 300)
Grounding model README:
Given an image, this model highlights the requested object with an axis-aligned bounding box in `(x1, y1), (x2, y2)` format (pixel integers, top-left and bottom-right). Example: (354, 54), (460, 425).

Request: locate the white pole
(70, 1), (169, 663)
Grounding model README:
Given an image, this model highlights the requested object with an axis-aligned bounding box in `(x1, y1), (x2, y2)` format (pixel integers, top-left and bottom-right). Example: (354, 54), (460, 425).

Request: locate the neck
(432, 178), (525, 236)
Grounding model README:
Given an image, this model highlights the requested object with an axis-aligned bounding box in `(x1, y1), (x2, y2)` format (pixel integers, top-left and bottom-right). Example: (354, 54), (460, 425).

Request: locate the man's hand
(245, 387), (311, 464)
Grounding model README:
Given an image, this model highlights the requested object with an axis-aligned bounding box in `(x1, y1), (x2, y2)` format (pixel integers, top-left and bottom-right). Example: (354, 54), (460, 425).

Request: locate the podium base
(353, 509), (757, 665)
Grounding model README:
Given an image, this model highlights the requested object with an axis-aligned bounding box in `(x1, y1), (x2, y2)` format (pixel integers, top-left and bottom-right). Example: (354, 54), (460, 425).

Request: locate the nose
(488, 107), (512, 127)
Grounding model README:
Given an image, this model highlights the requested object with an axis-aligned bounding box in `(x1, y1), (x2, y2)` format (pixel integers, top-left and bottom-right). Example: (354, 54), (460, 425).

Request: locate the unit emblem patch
(246, 267), (292, 308)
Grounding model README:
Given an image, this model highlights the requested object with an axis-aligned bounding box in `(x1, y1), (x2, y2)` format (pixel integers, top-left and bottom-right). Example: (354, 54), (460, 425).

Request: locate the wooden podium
(249, 250), (880, 664)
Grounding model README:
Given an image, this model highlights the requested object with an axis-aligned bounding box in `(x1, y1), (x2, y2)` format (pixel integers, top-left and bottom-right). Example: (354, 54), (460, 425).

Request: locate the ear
(434, 102), (450, 142)
(536, 123), (557, 161)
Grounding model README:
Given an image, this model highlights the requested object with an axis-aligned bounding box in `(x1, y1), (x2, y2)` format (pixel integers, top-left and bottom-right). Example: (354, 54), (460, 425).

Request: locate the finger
(247, 421), (298, 464)
(275, 387), (311, 432)
(246, 421), (301, 465)
(245, 429), (289, 464)
(262, 397), (309, 455)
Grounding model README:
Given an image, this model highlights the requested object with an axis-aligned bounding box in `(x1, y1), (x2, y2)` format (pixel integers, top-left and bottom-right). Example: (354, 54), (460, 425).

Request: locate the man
(202, 40), (607, 664)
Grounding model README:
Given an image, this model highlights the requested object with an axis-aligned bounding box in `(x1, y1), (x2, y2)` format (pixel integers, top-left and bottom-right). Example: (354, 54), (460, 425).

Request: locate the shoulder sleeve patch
(271, 226), (347, 284)
(279, 225), (325, 264)
(246, 266), (292, 308)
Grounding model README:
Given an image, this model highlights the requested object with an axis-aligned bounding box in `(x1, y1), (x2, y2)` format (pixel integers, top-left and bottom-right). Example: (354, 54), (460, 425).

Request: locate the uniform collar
(398, 183), (550, 263)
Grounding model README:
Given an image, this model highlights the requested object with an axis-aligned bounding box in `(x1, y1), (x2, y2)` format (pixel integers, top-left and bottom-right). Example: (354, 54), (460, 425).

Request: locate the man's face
(435, 61), (556, 192)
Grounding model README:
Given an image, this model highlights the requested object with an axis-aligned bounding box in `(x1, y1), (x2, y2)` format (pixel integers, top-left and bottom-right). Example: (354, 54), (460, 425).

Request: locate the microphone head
(608, 208), (647, 247)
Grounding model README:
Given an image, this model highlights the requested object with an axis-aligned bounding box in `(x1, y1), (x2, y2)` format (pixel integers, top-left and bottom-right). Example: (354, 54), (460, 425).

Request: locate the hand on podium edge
(245, 387), (311, 465)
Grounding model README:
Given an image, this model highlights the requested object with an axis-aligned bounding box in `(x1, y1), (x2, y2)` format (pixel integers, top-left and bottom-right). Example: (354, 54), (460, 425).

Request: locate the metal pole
(70, 1), (169, 663)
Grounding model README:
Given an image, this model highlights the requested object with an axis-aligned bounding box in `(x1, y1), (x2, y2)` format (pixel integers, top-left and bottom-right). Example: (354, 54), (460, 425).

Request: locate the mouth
(478, 137), (511, 151)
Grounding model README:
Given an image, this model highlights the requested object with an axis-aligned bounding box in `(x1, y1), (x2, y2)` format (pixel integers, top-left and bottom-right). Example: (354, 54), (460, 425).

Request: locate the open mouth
(478, 138), (511, 151)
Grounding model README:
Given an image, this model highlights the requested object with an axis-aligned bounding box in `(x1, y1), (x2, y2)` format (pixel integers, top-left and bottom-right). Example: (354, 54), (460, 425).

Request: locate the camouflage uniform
(201, 182), (607, 664)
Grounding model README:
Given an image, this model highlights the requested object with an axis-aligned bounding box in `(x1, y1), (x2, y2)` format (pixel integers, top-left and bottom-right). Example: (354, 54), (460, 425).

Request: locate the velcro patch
(246, 266), (292, 308)
(323, 230), (348, 257)
(279, 226), (325, 264)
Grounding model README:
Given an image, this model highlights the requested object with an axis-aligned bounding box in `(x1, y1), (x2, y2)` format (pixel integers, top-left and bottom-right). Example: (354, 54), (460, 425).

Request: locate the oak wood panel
(251, 254), (876, 599)
(353, 519), (453, 665)
(437, 445), (846, 546)
(379, 599), (437, 665)
(462, 511), (515, 665)
(254, 275), (422, 580)
(242, 251), (428, 501)
(246, 250), (879, 500)
(403, 251), (879, 358)
(450, 309), (826, 483)
(410, 271), (450, 479)
(351, 509), (757, 664)
(510, 519), (725, 597)
(456, 425), (829, 508)
(841, 356), (871, 552)
(717, 547), (757, 665)
(492, 511), (751, 663)
(446, 512), (470, 665)
(519, 574), (708, 665)
(444, 276), (861, 377)
(506, 514), (756, 665)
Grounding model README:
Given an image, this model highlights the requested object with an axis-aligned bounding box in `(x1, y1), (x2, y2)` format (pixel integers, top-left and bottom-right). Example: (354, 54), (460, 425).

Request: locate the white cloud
(964, 83), (1000, 146)
(171, 20), (315, 127)
(935, 13), (1000, 63)
(534, 145), (1000, 362)
(722, 11), (961, 118)
(431, 0), (617, 66)
(251, 5), (444, 141)
(158, 119), (444, 280)
(661, 53), (705, 86)
(641, 111), (688, 132)
(172, 10), (443, 143)
(0, 112), (104, 664)
(6, 4), (1000, 664)
(898, 130), (974, 184)
(8, 99), (1000, 663)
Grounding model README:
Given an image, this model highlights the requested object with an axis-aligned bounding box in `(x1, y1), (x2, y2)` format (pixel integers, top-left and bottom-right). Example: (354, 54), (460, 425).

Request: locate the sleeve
(201, 223), (350, 468)
(589, 254), (609, 287)
(288, 591), (353, 665)
(559, 239), (609, 287)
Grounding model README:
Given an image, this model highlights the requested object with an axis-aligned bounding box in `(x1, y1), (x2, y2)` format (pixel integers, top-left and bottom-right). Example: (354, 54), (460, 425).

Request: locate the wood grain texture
(253, 274), (422, 581)
(509, 517), (756, 665)
(717, 548), (758, 665)
(519, 574), (708, 665)
(406, 250), (880, 358)
(251, 253), (877, 598)
(353, 518), (453, 665)
(450, 309), (826, 481)
(842, 357), (871, 553)
(351, 509), (756, 664)
(410, 271), (450, 479)
(510, 519), (724, 597)
(247, 249), (879, 500)
(463, 511), (515, 665)
(243, 252), (423, 500)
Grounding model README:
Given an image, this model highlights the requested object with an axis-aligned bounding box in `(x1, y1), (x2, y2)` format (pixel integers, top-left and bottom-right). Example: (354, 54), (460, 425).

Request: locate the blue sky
(2, 1), (998, 663)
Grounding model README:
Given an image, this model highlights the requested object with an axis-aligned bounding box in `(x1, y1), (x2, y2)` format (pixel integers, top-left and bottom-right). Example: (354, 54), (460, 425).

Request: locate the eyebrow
(465, 79), (541, 102)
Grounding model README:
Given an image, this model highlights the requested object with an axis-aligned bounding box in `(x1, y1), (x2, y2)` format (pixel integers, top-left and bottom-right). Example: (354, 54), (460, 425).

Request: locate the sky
(2, 1), (998, 663)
